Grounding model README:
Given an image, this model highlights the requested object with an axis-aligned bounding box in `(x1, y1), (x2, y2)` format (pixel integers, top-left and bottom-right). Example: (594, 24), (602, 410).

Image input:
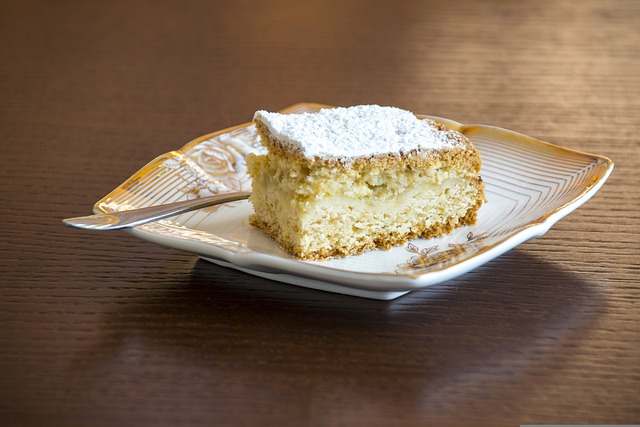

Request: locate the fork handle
(63, 191), (251, 231)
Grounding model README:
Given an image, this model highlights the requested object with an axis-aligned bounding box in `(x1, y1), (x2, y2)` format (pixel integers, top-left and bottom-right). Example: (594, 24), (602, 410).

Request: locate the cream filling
(296, 176), (476, 253)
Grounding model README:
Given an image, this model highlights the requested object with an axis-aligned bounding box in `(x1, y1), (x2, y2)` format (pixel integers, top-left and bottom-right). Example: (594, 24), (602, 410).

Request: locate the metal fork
(62, 191), (250, 231)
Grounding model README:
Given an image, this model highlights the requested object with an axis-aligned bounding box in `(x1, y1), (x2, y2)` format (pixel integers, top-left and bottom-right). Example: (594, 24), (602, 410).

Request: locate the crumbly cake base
(250, 196), (483, 260)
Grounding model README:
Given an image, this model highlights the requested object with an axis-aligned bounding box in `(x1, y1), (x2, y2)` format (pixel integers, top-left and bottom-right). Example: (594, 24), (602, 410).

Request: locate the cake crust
(254, 106), (466, 163)
(254, 118), (473, 169)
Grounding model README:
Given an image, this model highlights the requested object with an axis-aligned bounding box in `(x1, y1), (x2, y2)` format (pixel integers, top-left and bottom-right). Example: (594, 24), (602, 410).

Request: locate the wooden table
(2, 1), (639, 425)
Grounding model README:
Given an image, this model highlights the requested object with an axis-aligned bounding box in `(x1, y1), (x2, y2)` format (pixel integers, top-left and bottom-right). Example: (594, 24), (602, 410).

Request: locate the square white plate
(94, 103), (613, 300)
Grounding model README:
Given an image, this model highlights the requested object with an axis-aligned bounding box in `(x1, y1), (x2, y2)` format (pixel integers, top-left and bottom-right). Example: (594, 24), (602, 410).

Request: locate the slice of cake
(247, 105), (484, 260)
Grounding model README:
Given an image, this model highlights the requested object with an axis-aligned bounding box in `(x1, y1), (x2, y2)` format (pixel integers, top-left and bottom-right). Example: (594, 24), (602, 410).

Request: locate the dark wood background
(1, 0), (639, 426)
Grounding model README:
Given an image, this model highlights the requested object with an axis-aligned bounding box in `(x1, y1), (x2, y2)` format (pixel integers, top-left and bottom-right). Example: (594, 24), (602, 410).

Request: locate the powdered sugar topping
(254, 105), (464, 161)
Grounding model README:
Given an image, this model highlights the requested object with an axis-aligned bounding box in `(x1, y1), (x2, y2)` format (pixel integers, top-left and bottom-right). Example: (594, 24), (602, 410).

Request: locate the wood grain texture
(1, 0), (639, 426)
